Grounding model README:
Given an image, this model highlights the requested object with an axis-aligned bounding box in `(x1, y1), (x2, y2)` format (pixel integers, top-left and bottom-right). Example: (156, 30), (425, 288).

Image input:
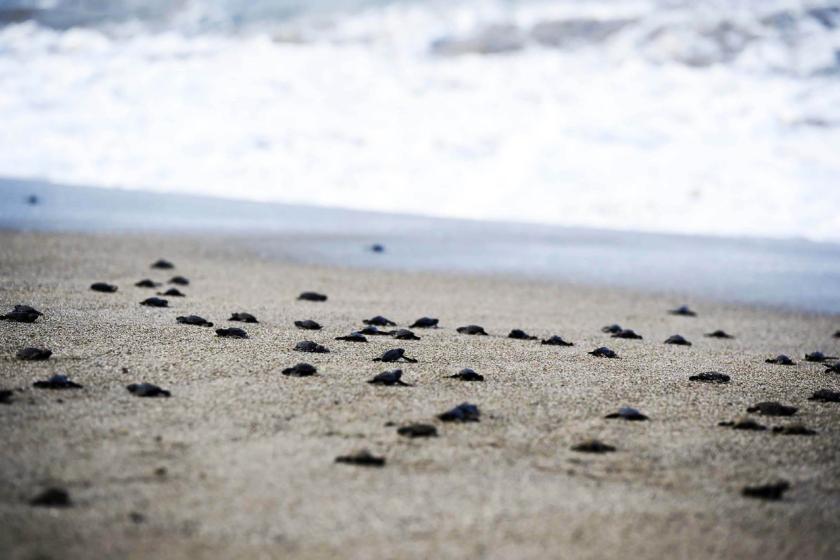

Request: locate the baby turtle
(571, 440), (616, 453)
(612, 329), (642, 340)
(747, 401), (797, 416)
(541, 335), (574, 346)
(808, 389), (840, 402)
(772, 424), (816, 436)
(158, 288), (185, 297)
(216, 327), (248, 339)
(16, 347), (52, 361)
(33, 374), (82, 389)
(834, 330), (840, 338)
(335, 449), (385, 467)
(294, 341), (329, 353)
(228, 312), (258, 323)
(1, 304), (42, 323)
(392, 329), (420, 341)
(664, 334), (692, 346)
(397, 424), (438, 438)
(669, 305), (697, 317)
(0, 390), (13, 404)
(373, 348), (417, 363)
(368, 369), (412, 386)
(742, 480), (789, 501)
(176, 315), (213, 327)
(357, 326), (392, 336)
(825, 363), (840, 374)
(298, 291), (327, 302)
(90, 282), (117, 293)
(335, 332), (368, 342)
(30, 487), (72, 508)
(718, 418), (766, 431)
(804, 351), (837, 363)
(689, 371), (730, 383)
(601, 324), (623, 334)
(370, 243), (385, 253)
(508, 329), (537, 340)
(589, 347), (618, 358)
(457, 325), (488, 335)
(140, 297), (168, 308)
(605, 407), (648, 421)
(282, 363), (317, 377)
(135, 279), (159, 288)
(294, 320), (322, 330)
(410, 317), (439, 328)
(705, 330), (734, 339)
(151, 259), (174, 269)
(438, 402), (481, 422)
(766, 355), (795, 365)
(448, 368), (484, 381)
(364, 316), (396, 327)
(26, 194), (39, 205)
(127, 383), (171, 397)
(169, 276), (189, 285)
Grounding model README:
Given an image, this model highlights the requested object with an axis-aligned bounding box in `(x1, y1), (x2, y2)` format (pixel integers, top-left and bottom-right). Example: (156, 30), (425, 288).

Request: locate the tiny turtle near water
(742, 481), (789, 501)
(571, 440), (615, 453)
(370, 244), (385, 253)
(834, 330), (840, 338)
(151, 259), (174, 269)
(229, 312), (258, 323)
(295, 341), (329, 353)
(294, 320), (322, 330)
(364, 316), (396, 327)
(392, 329), (420, 340)
(127, 383), (171, 397)
(541, 335), (573, 346)
(705, 330), (734, 339)
(664, 334), (692, 346)
(601, 324), (623, 334)
(33, 374), (82, 389)
(298, 292), (327, 302)
(747, 401), (797, 416)
(357, 326), (392, 336)
(1, 304), (42, 323)
(809, 389), (840, 402)
(335, 450), (385, 467)
(612, 329), (642, 340)
(772, 424), (816, 436)
(718, 418), (766, 431)
(410, 317), (439, 328)
(766, 355), (795, 365)
(397, 424), (438, 438)
(605, 407), (648, 421)
(135, 279), (160, 288)
(216, 327), (248, 339)
(669, 305), (697, 317)
(373, 348), (417, 363)
(457, 325), (488, 335)
(368, 369), (412, 386)
(589, 347), (618, 358)
(176, 315), (213, 327)
(282, 363), (317, 377)
(825, 363), (840, 374)
(0, 390), (13, 404)
(30, 488), (72, 508)
(158, 288), (185, 297)
(508, 329), (537, 340)
(805, 352), (837, 363)
(90, 282), (118, 293)
(140, 297), (168, 308)
(689, 371), (730, 383)
(16, 347), (52, 361)
(438, 402), (480, 422)
(169, 276), (189, 285)
(335, 332), (368, 342)
(448, 368), (484, 381)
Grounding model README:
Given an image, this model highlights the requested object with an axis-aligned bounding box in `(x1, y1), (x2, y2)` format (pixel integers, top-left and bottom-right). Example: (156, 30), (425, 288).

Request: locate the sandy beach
(1, 230), (839, 560)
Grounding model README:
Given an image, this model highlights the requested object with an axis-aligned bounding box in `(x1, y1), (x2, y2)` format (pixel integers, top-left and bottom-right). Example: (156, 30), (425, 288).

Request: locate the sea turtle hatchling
(669, 305), (697, 317)
(16, 347), (52, 361)
(589, 347), (618, 358)
(611, 329), (642, 340)
(664, 334), (692, 346)
(1, 304), (42, 323)
(772, 424), (816, 436)
(357, 326), (392, 336)
(228, 312), (258, 323)
(410, 317), (439, 328)
(335, 332), (368, 342)
(601, 324), (623, 334)
(825, 363), (840, 374)
(808, 389), (840, 402)
(746, 401), (797, 416)
(457, 325), (488, 335)
(335, 450), (385, 467)
(397, 424), (438, 438)
(90, 282), (118, 293)
(373, 348), (417, 363)
(689, 371), (730, 383)
(718, 418), (766, 431)
(541, 335), (574, 346)
(282, 363), (318, 377)
(448, 368), (484, 381)
(294, 341), (329, 353)
(391, 329), (420, 340)
(150, 259), (174, 270)
(368, 369), (412, 386)
(135, 279), (160, 288)
(294, 320), (322, 330)
(33, 374), (82, 389)
(766, 355), (795, 365)
(604, 407), (648, 421)
(158, 288), (185, 297)
(169, 276), (189, 285)
(127, 383), (171, 397)
(437, 402), (480, 422)
(804, 352), (838, 363)
(508, 329), (537, 340)
(216, 328), (248, 339)
(298, 292), (327, 302)
(140, 297), (168, 308)
(364, 316), (396, 327)
(742, 481), (789, 501)
(571, 440), (616, 453)
(705, 330), (734, 339)
(176, 315), (213, 327)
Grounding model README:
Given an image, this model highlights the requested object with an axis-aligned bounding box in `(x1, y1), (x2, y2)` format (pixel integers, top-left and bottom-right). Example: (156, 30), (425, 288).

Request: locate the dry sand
(1, 230), (839, 560)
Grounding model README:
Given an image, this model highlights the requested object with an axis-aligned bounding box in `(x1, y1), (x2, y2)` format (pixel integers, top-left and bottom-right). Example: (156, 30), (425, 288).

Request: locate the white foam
(1, 0), (839, 241)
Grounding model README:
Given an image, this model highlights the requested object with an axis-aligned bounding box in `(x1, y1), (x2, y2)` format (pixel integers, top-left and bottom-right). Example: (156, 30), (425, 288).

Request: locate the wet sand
(1, 230), (839, 559)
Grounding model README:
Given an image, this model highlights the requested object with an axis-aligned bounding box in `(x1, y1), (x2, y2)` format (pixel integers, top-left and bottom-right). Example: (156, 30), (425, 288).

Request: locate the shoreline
(1, 230), (839, 559)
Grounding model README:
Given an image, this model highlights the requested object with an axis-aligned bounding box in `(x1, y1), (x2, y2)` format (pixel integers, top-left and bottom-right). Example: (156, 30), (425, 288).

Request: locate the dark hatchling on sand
(508, 329), (537, 340)
(438, 402), (480, 422)
(705, 330), (734, 339)
(1, 304), (42, 323)
(357, 326), (392, 336)
(747, 401), (797, 416)
(30, 488), (72, 508)
(541, 335), (573, 346)
(410, 317), (439, 328)
(457, 324), (488, 335)
(772, 424), (816, 436)
(127, 383), (171, 397)
(229, 312), (258, 323)
(295, 320), (322, 330)
(335, 332), (368, 342)
(664, 334), (691, 346)
(825, 363), (840, 374)
(374, 348), (417, 363)
(298, 291), (327, 302)
(16, 347), (52, 361)
(742, 481), (790, 501)
(612, 329), (642, 340)
(90, 282), (117, 293)
(719, 418), (766, 431)
(669, 305), (697, 317)
(169, 276), (189, 285)
(448, 368), (484, 381)
(295, 340), (329, 353)
(766, 355), (795, 365)
(135, 279), (160, 288)
(601, 324), (623, 334)
(335, 450), (386, 467)
(589, 347), (618, 358)
(689, 371), (730, 383)
(151, 259), (174, 269)
(605, 407), (648, 421)
(364, 315), (396, 327)
(140, 297), (168, 308)
(176, 315), (214, 327)
(0, 390), (13, 404)
(368, 369), (412, 386)
(282, 363), (317, 377)
(572, 440), (616, 453)
(216, 327), (248, 338)
(804, 351), (838, 363)
(391, 329), (420, 340)
(33, 374), (82, 389)
(158, 288), (185, 297)
(397, 424), (438, 438)
(809, 389), (840, 402)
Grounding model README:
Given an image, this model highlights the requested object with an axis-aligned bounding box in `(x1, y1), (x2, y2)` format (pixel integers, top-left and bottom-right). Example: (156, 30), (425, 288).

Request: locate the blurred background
(1, 0), (839, 241)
